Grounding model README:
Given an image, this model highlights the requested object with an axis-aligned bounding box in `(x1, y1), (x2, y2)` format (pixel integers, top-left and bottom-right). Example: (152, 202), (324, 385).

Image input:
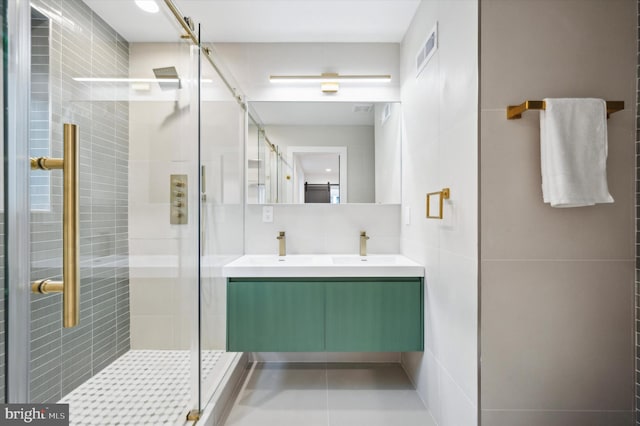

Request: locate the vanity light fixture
(269, 72), (392, 93)
(135, 0), (159, 14)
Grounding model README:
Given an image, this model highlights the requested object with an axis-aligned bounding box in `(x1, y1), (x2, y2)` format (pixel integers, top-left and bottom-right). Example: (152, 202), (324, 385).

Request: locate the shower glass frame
(5, 0), (33, 403)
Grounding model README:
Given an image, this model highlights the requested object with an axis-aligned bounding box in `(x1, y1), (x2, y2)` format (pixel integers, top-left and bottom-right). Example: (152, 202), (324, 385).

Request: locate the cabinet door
(227, 280), (325, 352)
(325, 279), (423, 352)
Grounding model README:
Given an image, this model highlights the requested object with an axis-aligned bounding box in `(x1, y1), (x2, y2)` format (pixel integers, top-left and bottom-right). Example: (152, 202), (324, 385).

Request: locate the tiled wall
(30, 9), (50, 211)
(127, 43), (246, 355)
(244, 204), (400, 255)
(480, 0), (635, 424)
(0, 19), (4, 394)
(636, 2), (640, 422)
(399, 1), (479, 424)
(29, 0), (129, 402)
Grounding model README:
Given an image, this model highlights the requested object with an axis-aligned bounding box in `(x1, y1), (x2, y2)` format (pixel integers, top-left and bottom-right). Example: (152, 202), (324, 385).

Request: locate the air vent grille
(352, 104), (373, 113)
(381, 103), (392, 126)
(416, 22), (438, 76)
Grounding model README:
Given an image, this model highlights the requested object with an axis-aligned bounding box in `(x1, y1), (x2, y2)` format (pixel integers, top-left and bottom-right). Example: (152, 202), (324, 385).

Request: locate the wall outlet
(262, 206), (274, 223)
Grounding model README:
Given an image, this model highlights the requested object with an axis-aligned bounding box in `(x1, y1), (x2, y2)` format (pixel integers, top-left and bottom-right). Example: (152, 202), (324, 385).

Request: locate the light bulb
(135, 0), (159, 14)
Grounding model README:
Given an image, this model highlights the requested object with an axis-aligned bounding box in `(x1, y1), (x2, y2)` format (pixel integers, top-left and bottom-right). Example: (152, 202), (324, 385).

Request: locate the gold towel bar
(506, 100), (624, 120)
(426, 188), (450, 220)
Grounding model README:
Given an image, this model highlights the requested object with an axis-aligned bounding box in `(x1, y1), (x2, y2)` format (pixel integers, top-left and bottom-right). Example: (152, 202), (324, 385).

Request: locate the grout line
(325, 358), (330, 426)
(425, 346), (477, 410)
(482, 409), (633, 413)
(399, 354), (440, 426)
(481, 258), (634, 262)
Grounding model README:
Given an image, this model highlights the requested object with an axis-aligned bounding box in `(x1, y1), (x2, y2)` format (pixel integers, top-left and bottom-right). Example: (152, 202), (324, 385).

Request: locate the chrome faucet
(360, 231), (370, 256)
(277, 231), (286, 256)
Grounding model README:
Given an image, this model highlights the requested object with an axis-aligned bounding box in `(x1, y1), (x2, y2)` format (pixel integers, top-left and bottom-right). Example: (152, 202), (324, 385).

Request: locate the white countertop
(222, 254), (424, 278)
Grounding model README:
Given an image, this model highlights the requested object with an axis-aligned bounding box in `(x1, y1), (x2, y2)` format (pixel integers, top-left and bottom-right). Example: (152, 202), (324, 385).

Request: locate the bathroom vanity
(222, 255), (424, 352)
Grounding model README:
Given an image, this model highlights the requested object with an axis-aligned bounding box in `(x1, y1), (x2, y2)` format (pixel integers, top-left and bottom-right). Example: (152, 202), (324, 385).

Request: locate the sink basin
(331, 255), (397, 265)
(223, 254), (424, 278)
(232, 255), (315, 266)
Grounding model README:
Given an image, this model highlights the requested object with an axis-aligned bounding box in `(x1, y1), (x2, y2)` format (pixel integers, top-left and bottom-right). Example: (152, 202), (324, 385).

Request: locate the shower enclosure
(2, 0), (244, 423)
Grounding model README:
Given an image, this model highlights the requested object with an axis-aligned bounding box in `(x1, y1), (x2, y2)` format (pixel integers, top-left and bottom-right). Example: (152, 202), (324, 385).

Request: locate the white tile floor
(223, 363), (436, 426)
(59, 350), (225, 425)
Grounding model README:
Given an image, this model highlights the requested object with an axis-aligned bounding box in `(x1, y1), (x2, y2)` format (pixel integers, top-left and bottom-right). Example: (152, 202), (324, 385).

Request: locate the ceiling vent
(416, 22), (438, 77)
(352, 104), (373, 113)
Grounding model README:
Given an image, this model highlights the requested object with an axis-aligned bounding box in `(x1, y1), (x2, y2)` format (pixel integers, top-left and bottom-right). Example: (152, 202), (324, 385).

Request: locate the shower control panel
(170, 174), (188, 225)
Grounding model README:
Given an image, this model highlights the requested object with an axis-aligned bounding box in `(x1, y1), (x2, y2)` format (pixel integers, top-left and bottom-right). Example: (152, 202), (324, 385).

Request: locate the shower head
(152, 66), (181, 91)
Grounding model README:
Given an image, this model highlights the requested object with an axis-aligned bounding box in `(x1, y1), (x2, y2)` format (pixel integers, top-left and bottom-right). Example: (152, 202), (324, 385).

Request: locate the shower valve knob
(170, 174), (188, 225)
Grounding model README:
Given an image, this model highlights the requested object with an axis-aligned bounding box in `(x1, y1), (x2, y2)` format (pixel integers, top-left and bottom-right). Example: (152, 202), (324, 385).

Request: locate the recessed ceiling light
(135, 0), (159, 14)
(325, 168), (332, 172)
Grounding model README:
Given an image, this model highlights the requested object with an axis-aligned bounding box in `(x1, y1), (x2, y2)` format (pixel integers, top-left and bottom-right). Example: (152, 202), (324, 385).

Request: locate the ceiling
(82, 0), (421, 43)
(296, 153), (340, 183)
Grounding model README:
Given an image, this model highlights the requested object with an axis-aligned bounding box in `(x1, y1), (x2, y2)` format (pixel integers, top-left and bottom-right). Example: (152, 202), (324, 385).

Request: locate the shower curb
(196, 352), (249, 426)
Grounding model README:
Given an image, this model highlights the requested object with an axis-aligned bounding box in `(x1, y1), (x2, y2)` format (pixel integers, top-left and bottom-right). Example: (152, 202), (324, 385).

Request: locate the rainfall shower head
(152, 66), (181, 91)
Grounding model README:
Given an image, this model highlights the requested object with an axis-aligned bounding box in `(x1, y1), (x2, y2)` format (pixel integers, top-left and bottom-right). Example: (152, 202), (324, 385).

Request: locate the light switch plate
(262, 206), (273, 223)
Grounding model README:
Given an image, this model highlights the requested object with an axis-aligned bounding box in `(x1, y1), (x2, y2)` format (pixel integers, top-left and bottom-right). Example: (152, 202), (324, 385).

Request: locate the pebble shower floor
(59, 350), (224, 425)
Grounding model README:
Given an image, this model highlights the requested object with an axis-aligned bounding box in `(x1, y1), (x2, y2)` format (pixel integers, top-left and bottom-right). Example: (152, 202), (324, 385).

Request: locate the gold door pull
(30, 123), (80, 328)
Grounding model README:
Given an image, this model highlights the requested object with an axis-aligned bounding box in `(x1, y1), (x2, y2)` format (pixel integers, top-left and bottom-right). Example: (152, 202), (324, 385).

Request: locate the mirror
(247, 102), (401, 204)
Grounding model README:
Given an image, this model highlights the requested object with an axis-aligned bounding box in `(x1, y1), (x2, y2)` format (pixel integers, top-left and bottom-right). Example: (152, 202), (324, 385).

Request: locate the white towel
(540, 98), (613, 207)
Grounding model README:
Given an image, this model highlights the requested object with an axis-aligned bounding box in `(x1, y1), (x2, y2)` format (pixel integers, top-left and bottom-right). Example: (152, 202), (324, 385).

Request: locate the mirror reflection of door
(248, 101), (403, 204)
(293, 152), (340, 204)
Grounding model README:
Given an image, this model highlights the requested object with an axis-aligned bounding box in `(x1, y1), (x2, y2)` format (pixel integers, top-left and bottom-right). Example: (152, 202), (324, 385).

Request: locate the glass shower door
(0, 0), (10, 404)
(198, 44), (245, 409)
(4, 0), (205, 422)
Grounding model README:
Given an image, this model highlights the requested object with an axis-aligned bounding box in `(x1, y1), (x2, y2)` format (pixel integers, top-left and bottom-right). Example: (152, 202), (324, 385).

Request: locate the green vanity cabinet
(227, 277), (423, 352)
(325, 279), (423, 352)
(227, 280), (325, 352)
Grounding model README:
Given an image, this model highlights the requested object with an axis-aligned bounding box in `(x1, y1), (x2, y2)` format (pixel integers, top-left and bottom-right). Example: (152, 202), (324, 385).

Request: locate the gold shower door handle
(30, 123), (80, 328)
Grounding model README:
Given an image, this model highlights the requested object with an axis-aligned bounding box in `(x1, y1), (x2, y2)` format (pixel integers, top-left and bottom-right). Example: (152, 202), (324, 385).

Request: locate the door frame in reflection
(288, 146), (347, 204)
